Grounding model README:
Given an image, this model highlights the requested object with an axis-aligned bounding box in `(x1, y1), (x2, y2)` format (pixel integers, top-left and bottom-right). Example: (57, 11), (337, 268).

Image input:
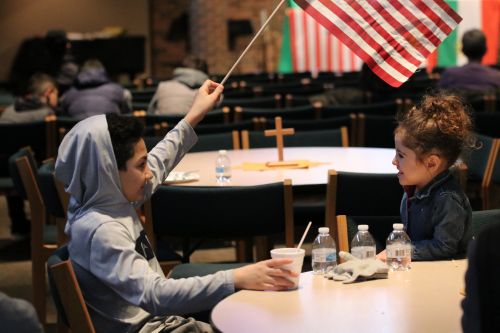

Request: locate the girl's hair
(106, 114), (144, 171)
(395, 93), (475, 167)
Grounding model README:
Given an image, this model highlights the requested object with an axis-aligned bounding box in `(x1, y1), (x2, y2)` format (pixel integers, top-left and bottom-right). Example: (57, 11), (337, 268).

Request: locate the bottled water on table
(215, 150), (231, 183)
(312, 227), (337, 275)
(350, 224), (376, 259)
(386, 223), (412, 271)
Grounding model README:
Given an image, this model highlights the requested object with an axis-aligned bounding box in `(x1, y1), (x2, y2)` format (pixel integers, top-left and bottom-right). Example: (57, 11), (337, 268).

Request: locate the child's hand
(233, 258), (299, 291)
(376, 250), (387, 262)
(184, 80), (224, 127)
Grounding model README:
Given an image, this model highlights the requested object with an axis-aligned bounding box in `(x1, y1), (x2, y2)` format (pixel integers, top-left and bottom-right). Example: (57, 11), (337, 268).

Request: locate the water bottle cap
(318, 227), (330, 234)
(393, 223), (404, 230)
(358, 225), (369, 231)
(218, 150), (227, 155)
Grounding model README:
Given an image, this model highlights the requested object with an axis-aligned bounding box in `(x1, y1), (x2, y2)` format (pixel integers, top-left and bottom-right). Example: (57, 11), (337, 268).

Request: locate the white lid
(318, 227), (330, 234)
(358, 225), (369, 231)
(393, 223), (404, 230)
(218, 150), (227, 155)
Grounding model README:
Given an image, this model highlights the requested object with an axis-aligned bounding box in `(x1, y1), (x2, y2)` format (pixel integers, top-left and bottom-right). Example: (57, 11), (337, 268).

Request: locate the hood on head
(55, 114), (129, 224)
(172, 67), (208, 89)
(76, 68), (110, 88)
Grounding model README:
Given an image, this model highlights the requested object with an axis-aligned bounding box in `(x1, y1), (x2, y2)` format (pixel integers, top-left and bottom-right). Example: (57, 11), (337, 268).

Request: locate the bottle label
(312, 248), (336, 262)
(386, 244), (411, 259)
(215, 166), (225, 173)
(351, 246), (376, 259)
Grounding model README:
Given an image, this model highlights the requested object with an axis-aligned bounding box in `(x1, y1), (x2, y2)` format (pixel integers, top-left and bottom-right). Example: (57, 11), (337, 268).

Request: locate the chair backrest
(234, 104), (320, 122)
(8, 146), (38, 199)
(336, 215), (399, 257)
(144, 131), (240, 153)
(0, 120), (53, 177)
(144, 180), (294, 261)
(325, 169), (402, 235)
(467, 134), (498, 187)
(357, 113), (397, 148)
(16, 156), (47, 250)
(471, 209), (500, 239)
(47, 245), (96, 333)
(38, 158), (65, 218)
(241, 127), (349, 149)
(474, 112), (500, 138)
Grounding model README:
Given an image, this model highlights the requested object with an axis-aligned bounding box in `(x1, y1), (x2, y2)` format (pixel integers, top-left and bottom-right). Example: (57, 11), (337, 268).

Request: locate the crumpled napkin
(325, 251), (389, 283)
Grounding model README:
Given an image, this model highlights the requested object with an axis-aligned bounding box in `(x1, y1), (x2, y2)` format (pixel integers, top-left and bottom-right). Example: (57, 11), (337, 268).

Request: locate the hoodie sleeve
(145, 119), (197, 195)
(89, 221), (234, 316)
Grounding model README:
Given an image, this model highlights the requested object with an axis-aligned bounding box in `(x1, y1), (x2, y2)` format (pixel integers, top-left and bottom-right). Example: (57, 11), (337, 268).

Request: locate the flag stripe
(347, 0), (422, 66)
(365, 0), (431, 58)
(318, 0), (416, 77)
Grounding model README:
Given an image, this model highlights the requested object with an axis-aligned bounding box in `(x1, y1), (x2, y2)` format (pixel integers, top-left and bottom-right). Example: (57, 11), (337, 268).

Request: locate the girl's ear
(426, 154), (443, 172)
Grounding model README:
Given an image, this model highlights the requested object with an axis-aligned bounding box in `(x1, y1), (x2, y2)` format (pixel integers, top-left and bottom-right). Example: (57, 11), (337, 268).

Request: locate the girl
(380, 94), (475, 261)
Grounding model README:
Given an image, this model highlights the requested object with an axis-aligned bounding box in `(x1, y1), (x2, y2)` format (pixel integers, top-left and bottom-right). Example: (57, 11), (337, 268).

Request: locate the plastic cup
(270, 248), (305, 289)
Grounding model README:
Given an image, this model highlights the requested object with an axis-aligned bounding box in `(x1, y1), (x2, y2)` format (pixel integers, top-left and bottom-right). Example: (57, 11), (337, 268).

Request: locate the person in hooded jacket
(54, 80), (297, 333)
(60, 58), (131, 120)
(148, 56), (209, 116)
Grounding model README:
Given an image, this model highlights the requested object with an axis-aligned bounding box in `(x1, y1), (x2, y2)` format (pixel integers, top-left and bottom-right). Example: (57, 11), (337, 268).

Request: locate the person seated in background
(60, 58), (131, 120)
(0, 73), (57, 124)
(0, 292), (44, 333)
(462, 222), (500, 333)
(439, 29), (500, 92)
(54, 80), (297, 333)
(148, 55), (209, 116)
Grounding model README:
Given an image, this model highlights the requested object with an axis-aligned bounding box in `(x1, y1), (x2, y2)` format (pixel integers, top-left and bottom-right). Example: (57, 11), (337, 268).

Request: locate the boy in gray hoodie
(54, 80), (296, 333)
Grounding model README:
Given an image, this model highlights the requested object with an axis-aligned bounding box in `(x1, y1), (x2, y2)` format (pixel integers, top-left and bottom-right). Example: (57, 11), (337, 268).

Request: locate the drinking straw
(296, 221), (312, 251)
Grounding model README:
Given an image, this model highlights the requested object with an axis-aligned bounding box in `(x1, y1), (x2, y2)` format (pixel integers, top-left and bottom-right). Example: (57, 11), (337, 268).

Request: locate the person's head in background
(80, 58), (107, 75)
(393, 94), (475, 191)
(181, 55), (209, 74)
(106, 113), (151, 202)
(462, 29), (487, 64)
(25, 73), (58, 108)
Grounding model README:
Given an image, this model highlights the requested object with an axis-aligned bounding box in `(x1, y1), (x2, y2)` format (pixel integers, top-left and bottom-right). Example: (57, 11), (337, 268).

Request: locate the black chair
(471, 209), (500, 239)
(47, 245), (96, 333)
(220, 95), (281, 109)
(325, 169), (403, 236)
(234, 104), (320, 122)
(195, 119), (257, 135)
(144, 131), (240, 153)
(474, 112), (500, 138)
(321, 100), (402, 118)
(130, 87), (156, 103)
(357, 113), (397, 148)
(241, 127), (349, 149)
(336, 215), (400, 258)
(144, 180), (294, 263)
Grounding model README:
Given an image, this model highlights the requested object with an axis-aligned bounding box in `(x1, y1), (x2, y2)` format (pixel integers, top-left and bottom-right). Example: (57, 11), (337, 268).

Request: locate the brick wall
(151, 0), (284, 79)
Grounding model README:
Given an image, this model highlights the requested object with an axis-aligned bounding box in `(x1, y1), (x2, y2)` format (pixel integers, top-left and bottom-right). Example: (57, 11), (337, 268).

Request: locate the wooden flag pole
(220, 0), (287, 86)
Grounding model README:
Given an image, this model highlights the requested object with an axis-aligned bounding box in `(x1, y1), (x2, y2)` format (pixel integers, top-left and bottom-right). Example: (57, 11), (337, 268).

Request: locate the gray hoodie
(54, 115), (234, 333)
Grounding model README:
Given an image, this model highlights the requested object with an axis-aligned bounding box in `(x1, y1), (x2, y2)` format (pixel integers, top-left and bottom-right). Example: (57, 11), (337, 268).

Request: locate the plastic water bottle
(215, 150), (231, 183)
(312, 227), (337, 275)
(350, 225), (376, 259)
(386, 223), (412, 271)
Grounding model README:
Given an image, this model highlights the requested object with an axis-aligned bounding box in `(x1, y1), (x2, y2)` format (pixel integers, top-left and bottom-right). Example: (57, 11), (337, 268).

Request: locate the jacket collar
(411, 170), (451, 200)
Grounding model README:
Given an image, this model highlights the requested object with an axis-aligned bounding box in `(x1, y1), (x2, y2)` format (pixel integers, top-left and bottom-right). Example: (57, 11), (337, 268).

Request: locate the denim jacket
(401, 170), (472, 261)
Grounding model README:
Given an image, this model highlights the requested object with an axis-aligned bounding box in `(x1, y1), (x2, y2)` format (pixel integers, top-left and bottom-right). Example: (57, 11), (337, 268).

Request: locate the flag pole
(220, 0), (287, 86)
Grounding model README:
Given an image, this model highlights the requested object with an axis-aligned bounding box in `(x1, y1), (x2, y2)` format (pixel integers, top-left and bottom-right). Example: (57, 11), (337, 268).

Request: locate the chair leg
(32, 256), (47, 325)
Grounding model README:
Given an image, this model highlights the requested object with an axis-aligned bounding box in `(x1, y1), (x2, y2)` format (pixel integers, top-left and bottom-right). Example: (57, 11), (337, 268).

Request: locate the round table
(171, 147), (396, 186)
(211, 260), (467, 333)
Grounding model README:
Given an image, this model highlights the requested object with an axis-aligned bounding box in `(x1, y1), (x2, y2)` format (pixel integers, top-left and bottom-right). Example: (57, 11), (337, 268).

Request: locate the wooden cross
(265, 116), (295, 163)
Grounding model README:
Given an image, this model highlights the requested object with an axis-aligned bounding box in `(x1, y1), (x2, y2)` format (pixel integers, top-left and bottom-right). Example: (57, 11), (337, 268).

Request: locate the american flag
(293, 0), (463, 87)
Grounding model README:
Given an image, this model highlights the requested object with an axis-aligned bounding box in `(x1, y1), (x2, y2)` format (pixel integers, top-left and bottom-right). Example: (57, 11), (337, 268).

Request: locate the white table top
(172, 147), (396, 186)
(211, 260), (467, 333)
